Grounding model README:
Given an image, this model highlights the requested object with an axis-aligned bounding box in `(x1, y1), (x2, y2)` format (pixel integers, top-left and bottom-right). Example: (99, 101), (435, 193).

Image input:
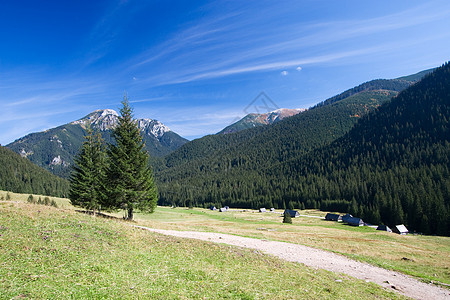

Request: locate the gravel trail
(134, 225), (450, 300)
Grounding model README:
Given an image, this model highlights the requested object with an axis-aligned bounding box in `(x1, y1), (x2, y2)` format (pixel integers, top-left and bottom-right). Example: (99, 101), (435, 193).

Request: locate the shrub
(283, 211), (292, 224)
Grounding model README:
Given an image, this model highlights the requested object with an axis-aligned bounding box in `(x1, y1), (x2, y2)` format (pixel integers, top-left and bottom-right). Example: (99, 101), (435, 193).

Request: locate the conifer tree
(69, 124), (107, 215)
(283, 210), (292, 224)
(105, 96), (157, 220)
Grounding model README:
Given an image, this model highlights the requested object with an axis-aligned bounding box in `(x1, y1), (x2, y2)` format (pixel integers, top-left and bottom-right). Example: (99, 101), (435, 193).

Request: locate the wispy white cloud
(127, 1), (450, 88)
(150, 47), (384, 85)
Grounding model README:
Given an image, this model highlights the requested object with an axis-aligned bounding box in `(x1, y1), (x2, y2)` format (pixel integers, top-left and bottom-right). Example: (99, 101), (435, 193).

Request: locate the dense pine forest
(0, 146), (69, 197)
(157, 64), (449, 236)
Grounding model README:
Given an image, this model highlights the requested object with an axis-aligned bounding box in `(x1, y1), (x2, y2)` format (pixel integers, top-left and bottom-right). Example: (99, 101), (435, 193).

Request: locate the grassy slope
(0, 192), (401, 299)
(132, 207), (450, 287)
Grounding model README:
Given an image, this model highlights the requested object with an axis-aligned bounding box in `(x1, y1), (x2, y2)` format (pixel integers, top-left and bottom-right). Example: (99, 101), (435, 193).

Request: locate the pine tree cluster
(69, 97), (158, 220)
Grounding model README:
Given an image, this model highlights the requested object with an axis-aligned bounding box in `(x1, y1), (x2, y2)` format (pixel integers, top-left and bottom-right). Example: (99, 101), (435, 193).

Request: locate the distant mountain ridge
(6, 109), (187, 178)
(315, 68), (434, 108)
(218, 108), (306, 134)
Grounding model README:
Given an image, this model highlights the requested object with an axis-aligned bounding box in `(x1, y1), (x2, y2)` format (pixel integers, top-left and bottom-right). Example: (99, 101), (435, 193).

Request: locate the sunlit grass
(3, 191), (449, 290)
(132, 206), (450, 286)
(0, 200), (402, 299)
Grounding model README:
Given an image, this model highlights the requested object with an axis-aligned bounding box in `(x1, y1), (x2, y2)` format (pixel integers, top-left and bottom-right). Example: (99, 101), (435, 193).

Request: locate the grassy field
(130, 206), (450, 287)
(0, 193), (403, 299)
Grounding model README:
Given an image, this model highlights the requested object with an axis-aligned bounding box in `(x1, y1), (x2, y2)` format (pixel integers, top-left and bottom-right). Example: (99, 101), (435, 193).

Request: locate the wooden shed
(346, 217), (364, 226)
(393, 224), (409, 235)
(341, 213), (353, 223)
(325, 213), (342, 221)
(284, 209), (300, 218)
(376, 225), (392, 232)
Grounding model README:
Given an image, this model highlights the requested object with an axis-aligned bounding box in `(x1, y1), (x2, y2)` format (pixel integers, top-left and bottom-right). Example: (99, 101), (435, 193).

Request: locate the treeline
(0, 146), (69, 197)
(157, 63), (449, 236)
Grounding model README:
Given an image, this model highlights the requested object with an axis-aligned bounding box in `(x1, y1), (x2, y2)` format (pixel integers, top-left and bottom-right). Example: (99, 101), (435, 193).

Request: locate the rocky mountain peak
(71, 109), (119, 131)
(219, 107), (306, 134)
(71, 109), (172, 138)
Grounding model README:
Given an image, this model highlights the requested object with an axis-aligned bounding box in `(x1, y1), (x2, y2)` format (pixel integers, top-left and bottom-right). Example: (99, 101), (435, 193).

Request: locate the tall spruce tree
(69, 124), (107, 215)
(105, 96), (158, 220)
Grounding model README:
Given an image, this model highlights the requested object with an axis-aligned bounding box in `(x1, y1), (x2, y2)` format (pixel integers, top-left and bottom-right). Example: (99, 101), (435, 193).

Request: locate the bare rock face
(72, 109), (171, 138)
(71, 109), (119, 131)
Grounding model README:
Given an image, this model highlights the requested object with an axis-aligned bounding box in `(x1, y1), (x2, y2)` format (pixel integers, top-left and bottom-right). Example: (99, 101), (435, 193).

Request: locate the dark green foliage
(105, 97), (158, 220)
(283, 212), (292, 224)
(157, 89), (396, 209)
(27, 195), (35, 203)
(5, 193), (11, 200)
(0, 146), (69, 197)
(156, 64), (449, 235)
(69, 125), (107, 214)
(284, 62), (450, 235)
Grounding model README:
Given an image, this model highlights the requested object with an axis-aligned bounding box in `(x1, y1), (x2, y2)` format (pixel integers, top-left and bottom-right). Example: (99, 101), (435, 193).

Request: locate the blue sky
(1, 0), (449, 144)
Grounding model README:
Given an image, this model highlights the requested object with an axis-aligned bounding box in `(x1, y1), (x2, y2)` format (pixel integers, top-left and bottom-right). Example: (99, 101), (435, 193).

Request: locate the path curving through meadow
(134, 225), (450, 300)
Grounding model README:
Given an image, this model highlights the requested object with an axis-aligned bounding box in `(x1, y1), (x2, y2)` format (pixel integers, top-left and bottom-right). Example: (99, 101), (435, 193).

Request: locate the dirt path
(134, 225), (450, 300)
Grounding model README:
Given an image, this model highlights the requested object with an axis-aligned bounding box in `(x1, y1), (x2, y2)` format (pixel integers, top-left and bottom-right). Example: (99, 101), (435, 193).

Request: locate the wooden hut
(325, 213), (342, 221)
(393, 224), (409, 235)
(376, 225), (392, 232)
(341, 213), (353, 223)
(346, 217), (364, 226)
(284, 209), (300, 218)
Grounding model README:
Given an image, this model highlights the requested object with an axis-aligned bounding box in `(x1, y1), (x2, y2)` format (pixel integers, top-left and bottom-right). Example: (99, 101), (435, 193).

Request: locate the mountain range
(6, 109), (188, 178)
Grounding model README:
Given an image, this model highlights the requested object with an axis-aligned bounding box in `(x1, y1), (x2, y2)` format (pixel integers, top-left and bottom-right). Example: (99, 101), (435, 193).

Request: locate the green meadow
(132, 206), (450, 287)
(1, 190), (448, 298)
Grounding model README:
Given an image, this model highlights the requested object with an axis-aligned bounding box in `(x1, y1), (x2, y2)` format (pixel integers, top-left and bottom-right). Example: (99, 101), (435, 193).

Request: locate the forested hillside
(157, 65), (449, 235)
(0, 146), (69, 197)
(159, 69), (430, 178)
(157, 88), (400, 206)
(283, 63), (449, 235)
